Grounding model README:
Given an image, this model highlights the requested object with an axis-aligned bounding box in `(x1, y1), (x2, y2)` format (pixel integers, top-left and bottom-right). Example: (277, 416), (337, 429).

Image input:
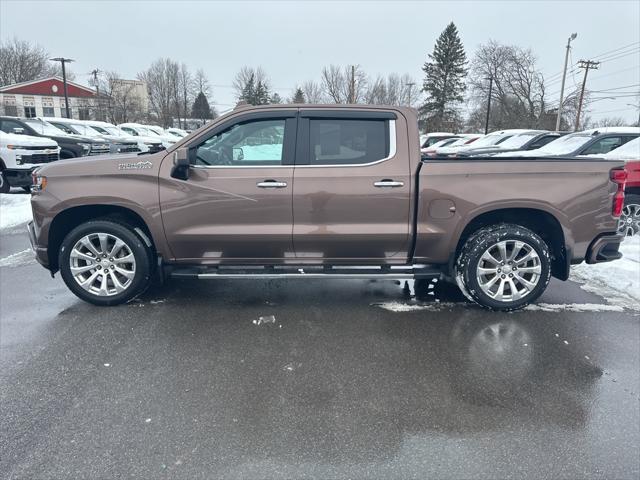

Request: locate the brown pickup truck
(28, 105), (627, 310)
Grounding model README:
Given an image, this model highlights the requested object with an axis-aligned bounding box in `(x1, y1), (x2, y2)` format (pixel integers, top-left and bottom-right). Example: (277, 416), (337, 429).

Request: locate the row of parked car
(0, 116), (190, 192)
(420, 127), (640, 237)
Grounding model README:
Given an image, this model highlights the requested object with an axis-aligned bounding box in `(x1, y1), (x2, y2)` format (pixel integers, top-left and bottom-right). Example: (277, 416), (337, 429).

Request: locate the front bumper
(5, 167), (36, 187)
(585, 232), (624, 264)
(27, 221), (49, 268)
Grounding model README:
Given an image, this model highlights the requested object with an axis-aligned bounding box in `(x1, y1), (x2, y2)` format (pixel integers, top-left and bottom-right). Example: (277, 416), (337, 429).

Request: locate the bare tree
(91, 71), (144, 123)
(320, 64), (367, 104)
(138, 58), (181, 127)
(365, 73), (420, 106)
(302, 80), (325, 104)
(467, 40), (546, 130)
(0, 37), (61, 86)
(193, 69), (210, 97)
(590, 116), (629, 128)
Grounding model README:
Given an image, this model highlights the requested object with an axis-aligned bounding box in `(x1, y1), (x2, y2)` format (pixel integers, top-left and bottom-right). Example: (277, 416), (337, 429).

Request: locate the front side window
(194, 119), (285, 167)
(121, 127), (138, 136)
(50, 122), (76, 135)
(309, 119), (388, 165)
(582, 136), (627, 155)
(1, 119), (25, 134)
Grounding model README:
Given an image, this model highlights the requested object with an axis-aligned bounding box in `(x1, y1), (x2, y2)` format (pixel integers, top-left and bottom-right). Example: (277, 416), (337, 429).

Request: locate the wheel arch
(47, 204), (157, 273)
(454, 207), (569, 280)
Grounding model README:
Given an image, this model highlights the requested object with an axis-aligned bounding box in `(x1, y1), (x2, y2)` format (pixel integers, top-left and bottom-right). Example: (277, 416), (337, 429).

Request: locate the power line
(590, 41), (640, 60)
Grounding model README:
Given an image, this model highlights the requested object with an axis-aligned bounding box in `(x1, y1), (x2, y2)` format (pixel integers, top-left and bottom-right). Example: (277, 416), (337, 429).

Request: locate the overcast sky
(1, 0), (639, 122)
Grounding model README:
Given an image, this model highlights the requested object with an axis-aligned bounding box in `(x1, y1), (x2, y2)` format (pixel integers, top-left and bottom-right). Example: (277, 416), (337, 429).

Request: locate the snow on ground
(0, 193), (32, 230)
(571, 236), (640, 311)
(0, 248), (35, 268)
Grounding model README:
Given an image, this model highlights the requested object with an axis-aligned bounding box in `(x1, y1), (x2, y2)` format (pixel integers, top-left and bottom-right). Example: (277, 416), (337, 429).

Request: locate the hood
(0, 131), (58, 148)
(47, 133), (105, 144)
(36, 150), (166, 178)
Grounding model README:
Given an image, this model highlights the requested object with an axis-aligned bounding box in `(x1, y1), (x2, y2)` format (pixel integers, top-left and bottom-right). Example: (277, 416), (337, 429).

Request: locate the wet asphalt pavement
(1, 209), (639, 479)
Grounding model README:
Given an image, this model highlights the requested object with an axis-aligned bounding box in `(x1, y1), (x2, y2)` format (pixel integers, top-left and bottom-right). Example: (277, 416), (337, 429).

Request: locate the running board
(169, 265), (443, 280)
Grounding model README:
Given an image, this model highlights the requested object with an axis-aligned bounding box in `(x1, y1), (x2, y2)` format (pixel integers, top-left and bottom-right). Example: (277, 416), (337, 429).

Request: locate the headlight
(6, 145), (29, 150)
(31, 172), (47, 192)
(78, 142), (91, 153)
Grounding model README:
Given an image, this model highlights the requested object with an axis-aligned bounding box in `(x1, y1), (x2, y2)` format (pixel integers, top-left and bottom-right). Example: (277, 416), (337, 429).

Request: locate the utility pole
(575, 59), (600, 131)
(91, 69), (101, 120)
(484, 76), (493, 135)
(555, 33), (577, 131)
(348, 65), (356, 103)
(50, 57), (74, 119)
(627, 103), (640, 126)
(406, 82), (415, 107)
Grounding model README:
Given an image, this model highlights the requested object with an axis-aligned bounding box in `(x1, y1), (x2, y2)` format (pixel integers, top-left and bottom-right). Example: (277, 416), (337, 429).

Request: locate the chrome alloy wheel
(69, 233), (136, 297)
(476, 240), (542, 302)
(617, 204), (640, 237)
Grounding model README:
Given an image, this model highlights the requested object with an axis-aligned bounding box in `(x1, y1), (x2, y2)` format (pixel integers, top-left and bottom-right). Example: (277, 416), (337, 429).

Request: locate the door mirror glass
(171, 147), (190, 180)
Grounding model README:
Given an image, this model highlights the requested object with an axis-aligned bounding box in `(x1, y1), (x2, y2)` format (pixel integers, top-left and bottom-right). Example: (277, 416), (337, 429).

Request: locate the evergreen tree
(420, 22), (467, 131)
(255, 80), (270, 105)
(240, 74), (256, 104)
(191, 91), (213, 121)
(292, 87), (305, 104)
(270, 92), (282, 104)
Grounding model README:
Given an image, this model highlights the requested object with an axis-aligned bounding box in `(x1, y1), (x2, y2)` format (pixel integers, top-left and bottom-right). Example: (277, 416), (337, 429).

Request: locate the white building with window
(0, 77), (97, 119)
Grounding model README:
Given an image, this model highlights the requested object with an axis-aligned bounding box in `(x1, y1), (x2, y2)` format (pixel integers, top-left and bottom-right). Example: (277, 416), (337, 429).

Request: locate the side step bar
(170, 265), (443, 280)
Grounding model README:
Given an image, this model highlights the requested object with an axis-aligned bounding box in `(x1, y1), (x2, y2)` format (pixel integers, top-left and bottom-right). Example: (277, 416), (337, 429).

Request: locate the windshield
(536, 134), (592, 155)
(67, 123), (101, 137)
(137, 126), (157, 136)
(24, 119), (67, 136)
(90, 125), (110, 135)
(107, 126), (127, 136)
(469, 133), (511, 148)
(498, 133), (539, 149)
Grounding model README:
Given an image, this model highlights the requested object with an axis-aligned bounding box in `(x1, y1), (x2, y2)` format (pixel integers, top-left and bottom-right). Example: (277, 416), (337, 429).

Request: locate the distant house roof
(0, 77), (96, 97)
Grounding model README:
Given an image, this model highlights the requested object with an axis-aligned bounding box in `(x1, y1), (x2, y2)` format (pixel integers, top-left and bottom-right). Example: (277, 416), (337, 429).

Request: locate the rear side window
(309, 119), (388, 165)
(582, 136), (630, 155)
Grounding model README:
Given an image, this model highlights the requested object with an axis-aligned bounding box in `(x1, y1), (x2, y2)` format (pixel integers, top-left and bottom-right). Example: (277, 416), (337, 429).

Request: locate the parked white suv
(0, 131), (59, 192)
(81, 120), (164, 154)
(119, 123), (177, 149)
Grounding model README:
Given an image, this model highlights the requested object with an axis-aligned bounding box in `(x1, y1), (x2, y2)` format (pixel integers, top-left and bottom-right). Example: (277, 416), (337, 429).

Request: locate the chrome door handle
(257, 180), (288, 188)
(374, 180), (404, 188)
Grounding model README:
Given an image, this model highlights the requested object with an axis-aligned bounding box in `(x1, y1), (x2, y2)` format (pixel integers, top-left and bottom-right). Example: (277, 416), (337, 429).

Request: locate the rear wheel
(59, 220), (152, 306)
(455, 224), (551, 311)
(617, 194), (640, 237)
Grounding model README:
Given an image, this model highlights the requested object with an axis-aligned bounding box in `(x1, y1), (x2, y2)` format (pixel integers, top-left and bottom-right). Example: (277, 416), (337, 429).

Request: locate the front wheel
(59, 220), (152, 306)
(455, 224), (552, 311)
(0, 171), (10, 193)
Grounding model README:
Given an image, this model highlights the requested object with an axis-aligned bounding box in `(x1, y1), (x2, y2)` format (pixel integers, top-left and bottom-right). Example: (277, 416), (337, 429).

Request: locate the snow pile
(0, 193), (32, 230)
(524, 303), (624, 313)
(571, 236), (640, 311)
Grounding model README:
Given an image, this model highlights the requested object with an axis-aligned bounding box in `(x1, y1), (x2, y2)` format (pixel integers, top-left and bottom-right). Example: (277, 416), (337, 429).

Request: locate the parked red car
(601, 137), (640, 236)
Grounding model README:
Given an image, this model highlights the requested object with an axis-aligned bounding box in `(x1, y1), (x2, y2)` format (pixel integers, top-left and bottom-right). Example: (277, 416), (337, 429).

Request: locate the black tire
(455, 223), (551, 311)
(21, 186), (31, 193)
(0, 170), (10, 193)
(59, 220), (152, 306)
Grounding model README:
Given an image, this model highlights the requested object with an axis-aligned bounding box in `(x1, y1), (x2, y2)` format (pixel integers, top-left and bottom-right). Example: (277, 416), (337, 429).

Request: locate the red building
(0, 77), (97, 119)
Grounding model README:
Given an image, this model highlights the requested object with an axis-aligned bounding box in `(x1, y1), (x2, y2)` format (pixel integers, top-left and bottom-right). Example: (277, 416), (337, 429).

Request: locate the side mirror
(12, 127), (25, 135)
(171, 147), (190, 180)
